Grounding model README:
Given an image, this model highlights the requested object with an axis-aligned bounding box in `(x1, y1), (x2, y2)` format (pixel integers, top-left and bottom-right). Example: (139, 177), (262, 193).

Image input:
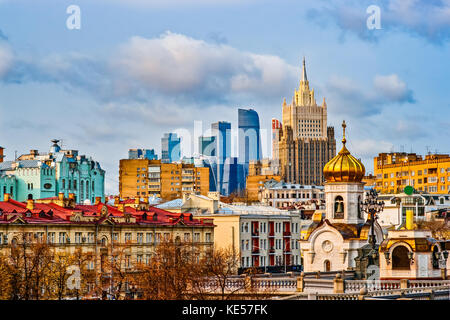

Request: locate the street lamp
(360, 189), (385, 257)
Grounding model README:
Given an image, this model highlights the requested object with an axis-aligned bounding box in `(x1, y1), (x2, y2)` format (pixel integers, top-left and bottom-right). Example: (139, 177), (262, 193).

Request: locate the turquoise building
(0, 140), (105, 204)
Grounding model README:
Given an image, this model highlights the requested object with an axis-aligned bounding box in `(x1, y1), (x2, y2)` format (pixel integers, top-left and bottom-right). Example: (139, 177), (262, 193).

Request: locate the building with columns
(300, 121), (383, 273)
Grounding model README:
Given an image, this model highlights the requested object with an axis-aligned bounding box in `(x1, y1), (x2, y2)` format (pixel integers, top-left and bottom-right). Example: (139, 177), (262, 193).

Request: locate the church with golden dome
(300, 121), (384, 273)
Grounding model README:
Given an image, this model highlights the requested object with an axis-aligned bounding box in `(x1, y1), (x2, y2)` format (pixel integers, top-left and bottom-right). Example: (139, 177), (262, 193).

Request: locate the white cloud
(112, 32), (296, 101)
(373, 74), (415, 103)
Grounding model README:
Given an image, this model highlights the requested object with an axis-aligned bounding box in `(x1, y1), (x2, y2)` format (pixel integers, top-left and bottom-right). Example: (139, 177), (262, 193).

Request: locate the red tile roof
(0, 199), (214, 227)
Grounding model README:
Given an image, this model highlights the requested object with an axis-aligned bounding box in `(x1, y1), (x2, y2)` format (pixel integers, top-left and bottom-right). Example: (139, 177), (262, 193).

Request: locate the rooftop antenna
(14, 150), (17, 161)
(426, 145), (430, 155)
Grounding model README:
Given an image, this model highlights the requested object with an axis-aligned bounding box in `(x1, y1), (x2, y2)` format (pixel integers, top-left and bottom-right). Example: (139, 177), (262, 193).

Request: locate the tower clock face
(322, 240), (333, 253)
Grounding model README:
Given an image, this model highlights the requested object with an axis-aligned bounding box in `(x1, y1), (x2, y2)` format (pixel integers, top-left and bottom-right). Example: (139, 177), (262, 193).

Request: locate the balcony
(283, 231), (291, 237)
(268, 231), (275, 237)
(252, 248), (260, 254)
(269, 247), (275, 254)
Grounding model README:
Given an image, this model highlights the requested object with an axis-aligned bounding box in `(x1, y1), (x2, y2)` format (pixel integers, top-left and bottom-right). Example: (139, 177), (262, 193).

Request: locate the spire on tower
(302, 56), (307, 82)
(342, 120), (347, 145)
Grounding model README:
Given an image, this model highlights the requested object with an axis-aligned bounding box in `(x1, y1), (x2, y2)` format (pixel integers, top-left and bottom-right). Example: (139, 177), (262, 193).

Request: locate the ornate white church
(300, 121), (384, 272)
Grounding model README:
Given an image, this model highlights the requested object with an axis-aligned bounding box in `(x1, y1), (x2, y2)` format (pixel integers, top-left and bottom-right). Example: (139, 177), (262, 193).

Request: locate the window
(194, 233), (200, 242)
(146, 233), (153, 244)
(137, 233), (143, 244)
(392, 246), (411, 270)
(48, 232), (55, 244)
(137, 254), (143, 264)
(324, 260), (331, 272)
(184, 233), (190, 242)
(334, 196), (344, 219)
(125, 233), (132, 242)
(205, 233), (211, 243)
(75, 232), (82, 244)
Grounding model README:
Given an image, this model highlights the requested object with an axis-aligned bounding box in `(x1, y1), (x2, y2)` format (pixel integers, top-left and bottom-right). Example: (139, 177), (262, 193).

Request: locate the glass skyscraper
(161, 133), (181, 163)
(238, 108), (262, 166)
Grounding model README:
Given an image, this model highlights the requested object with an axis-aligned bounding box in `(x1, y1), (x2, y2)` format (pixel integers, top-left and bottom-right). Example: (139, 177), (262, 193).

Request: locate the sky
(0, 0), (449, 194)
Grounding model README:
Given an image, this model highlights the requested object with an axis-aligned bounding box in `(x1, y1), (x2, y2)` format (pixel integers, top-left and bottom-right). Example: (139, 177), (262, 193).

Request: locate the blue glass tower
(161, 133), (181, 163)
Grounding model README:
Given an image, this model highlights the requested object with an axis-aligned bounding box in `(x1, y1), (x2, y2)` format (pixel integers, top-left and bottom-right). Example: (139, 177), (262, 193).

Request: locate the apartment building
(119, 159), (209, 201)
(374, 153), (450, 194)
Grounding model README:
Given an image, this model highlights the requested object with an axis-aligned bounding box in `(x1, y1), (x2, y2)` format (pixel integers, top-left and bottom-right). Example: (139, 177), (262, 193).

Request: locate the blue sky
(0, 0), (449, 193)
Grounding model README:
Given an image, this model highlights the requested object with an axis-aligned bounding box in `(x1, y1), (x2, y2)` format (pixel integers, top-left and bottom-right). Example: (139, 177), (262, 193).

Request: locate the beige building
(156, 192), (302, 272)
(259, 180), (324, 210)
(277, 58), (336, 185)
(0, 193), (214, 294)
(379, 211), (450, 280)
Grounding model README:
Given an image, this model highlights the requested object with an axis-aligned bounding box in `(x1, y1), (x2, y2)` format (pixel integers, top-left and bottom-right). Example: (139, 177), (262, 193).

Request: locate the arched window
(324, 260), (331, 272)
(432, 246), (440, 269)
(334, 196), (344, 219)
(357, 195), (362, 219)
(392, 246), (411, 270)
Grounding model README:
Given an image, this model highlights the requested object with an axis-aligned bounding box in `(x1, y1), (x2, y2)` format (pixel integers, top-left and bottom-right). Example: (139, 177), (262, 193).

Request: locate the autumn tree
(133, 240), (204, 300)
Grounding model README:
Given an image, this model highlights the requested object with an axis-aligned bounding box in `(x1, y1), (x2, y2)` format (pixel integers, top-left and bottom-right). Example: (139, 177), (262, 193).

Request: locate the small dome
(323, 121), (365, 183)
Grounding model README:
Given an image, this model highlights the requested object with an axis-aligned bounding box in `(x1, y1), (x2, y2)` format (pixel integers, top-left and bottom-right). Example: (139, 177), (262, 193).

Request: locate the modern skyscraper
(198, 136), (216, 157)
(211, 122), (231, 163)
(128, 148), (158, 160)
(277, 58), (336, 185)
(161, 133), (181, 163)
(238, 108), (262, 167)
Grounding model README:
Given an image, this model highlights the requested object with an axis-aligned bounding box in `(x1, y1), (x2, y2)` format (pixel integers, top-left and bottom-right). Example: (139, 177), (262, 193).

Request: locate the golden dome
(323, 120), (365, 183)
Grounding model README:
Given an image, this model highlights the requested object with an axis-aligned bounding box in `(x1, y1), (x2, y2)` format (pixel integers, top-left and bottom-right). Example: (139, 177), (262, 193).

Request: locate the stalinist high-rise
(274, 58), (336, 185)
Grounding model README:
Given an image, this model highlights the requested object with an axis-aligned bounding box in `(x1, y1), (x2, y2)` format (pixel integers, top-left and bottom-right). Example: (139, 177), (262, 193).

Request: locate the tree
(7, 232), (53, 300)
(133, 240), (204, 300)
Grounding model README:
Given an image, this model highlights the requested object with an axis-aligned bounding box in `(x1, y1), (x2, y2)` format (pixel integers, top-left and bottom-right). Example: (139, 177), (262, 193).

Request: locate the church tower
(323, 121), (366, 224)
(299, 121), (383, 273)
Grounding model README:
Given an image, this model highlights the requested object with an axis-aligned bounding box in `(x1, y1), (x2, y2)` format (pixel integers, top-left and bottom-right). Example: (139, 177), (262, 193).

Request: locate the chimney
(406, 209), (414, 230)
(95, 197), (101, 205)
(118, 204), (125, 212)
(3, 193), (10, 201)
(68, 193), (75, 200)
(58, 192), (64, 201)
(26, 199), (34, 211)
